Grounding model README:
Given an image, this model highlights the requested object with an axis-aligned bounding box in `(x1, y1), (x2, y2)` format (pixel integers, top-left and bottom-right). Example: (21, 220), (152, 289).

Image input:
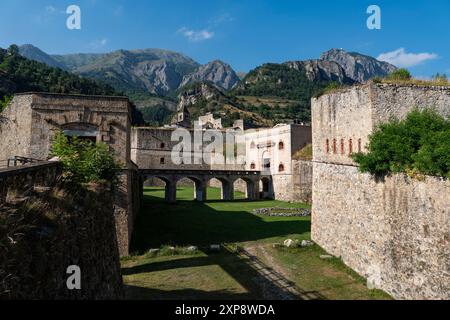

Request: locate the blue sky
(0, 0), (449, 76)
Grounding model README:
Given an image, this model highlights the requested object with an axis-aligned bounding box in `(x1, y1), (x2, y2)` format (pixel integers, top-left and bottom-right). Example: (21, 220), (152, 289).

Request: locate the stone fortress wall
(0, 93), (141, 256)
(311, 82), (450, 299)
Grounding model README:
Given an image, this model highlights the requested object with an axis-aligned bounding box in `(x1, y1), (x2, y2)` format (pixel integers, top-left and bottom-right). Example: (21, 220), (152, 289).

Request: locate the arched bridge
(139, 169), (272, 203)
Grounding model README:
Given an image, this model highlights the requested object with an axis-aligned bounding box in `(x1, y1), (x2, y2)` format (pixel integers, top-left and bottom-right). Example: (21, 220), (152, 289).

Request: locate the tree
(351, 108), (449, 178)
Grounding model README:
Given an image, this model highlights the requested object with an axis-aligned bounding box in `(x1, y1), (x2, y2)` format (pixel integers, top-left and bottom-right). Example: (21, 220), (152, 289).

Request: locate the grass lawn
(122, 187), (391, 300)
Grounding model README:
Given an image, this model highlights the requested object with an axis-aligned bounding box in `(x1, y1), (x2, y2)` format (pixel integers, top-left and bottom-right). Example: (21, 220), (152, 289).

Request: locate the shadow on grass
(124, 188), (319, 300)
(131, 192), (310, 251)
(122, 248), (326, 300)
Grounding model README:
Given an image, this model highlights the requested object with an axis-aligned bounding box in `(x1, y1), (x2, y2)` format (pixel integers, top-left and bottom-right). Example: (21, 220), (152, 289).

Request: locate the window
(326, 139), (330, 153)
(278, 163), (285, 172)
(358, 139), (362, 153)
(160, 142), (165, 149)
(250, 162), (256, 170)
(333, 139), (337, 154)
(160, 158), (165, 164)
(348, 139), (353, 155)
(250, 141), (256, 149)
(278, 141), (284, 150)
(340, 139), (345, 155)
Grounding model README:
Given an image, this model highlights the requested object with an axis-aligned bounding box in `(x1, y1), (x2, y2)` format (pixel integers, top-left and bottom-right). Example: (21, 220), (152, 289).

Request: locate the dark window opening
(279, 163), (285, 172)
(160, 158), (165, 164)
(278, 141), (284, 150)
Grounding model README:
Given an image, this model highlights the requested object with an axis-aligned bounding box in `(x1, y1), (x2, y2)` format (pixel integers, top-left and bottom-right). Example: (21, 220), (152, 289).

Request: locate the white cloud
(89, 38), (108, 49)
(178, 27), (214, 42)
(377, 48), (438, 68)
(45, 5), (56, 14)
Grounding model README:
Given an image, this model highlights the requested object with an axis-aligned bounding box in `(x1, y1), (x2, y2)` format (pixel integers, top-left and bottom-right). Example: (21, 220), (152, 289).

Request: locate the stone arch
(176, 175), (207, 202)
(209, 176), (234, 201)
(232, 176), (259, 201)
(143, 175), (176, 203)
(260, 176), (274, 200)
(60, 122), (100, 143)
(261, 150), (271, 173)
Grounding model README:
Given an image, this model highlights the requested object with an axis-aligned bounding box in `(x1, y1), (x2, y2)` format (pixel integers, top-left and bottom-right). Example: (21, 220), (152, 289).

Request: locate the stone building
(244, 123), (312, 201)
(0, 92), (141, 256)
(311, 82), (450, 299)
(132, 122), (313, 203)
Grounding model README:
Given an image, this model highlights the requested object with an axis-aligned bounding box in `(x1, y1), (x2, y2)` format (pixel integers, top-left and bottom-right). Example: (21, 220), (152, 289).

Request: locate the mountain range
(16, 44), (397, 126)
(19, 45), (396, 97)
(18, 44), (240, 96)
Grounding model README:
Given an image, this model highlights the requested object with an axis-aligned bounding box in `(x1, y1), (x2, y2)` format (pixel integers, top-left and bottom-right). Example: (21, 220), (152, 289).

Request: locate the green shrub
(386, 68), (412, 81)
(0, 96), (12, 112)
(51, 131), (122, 186)
(351, 109), (450, 178)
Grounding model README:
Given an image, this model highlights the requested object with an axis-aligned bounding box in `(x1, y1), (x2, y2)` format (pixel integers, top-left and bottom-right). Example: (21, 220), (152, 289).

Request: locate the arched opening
(233, 178), (250, 200)
(176, 177), (206, 202)
(260, 177), (274, 200)
(278, 141), (285, 150)
(325, 139), (330, 153)
(348, 139), (353, 155)
(278, 163), (285, 172)
(61, 123), (99, 144)
(208, 178), (230, 201)
(261, 151), (271, 173)
(143, 176), (175, 203)
(250, 162), (256, 170)
(160, 142), (165, 149)
(333, 139), (337, 154)
(340, 139), (345, 155)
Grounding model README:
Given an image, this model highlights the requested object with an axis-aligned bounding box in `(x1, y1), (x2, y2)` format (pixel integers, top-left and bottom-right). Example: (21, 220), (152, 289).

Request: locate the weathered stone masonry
(0, 93), (141, 256)
(311, 82), (450, 300)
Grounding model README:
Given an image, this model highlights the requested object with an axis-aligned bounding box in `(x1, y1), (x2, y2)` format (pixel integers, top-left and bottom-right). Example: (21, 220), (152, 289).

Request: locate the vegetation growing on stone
(51, 132), (122, 186)
(0, 95), (12, 112)
(352, 109), (450, 178)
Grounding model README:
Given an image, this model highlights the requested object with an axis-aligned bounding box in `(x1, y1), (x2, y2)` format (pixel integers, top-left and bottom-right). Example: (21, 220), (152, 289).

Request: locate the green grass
(122, 187), (391, 300)
(130, 187), (311, 252)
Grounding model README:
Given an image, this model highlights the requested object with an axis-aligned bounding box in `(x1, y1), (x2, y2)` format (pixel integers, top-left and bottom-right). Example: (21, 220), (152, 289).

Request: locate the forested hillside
(0, 45), (118, 100)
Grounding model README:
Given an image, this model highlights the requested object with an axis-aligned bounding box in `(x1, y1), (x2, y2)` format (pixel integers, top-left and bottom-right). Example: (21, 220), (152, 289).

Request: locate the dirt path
(241, 243), (323, 300)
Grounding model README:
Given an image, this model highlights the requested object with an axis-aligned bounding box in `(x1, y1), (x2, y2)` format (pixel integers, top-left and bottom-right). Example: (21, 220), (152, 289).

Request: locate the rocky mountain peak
(180, 60), (241, 91)
(320, 48), (397, 83)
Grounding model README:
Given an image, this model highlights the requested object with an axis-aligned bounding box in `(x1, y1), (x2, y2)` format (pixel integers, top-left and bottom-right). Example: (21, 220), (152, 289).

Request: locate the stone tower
(172, 96), (191, 128)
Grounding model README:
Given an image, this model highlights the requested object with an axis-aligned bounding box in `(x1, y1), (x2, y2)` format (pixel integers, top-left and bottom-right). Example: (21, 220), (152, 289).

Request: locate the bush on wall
(51, 131), (122, 187)
(351, 108), (450, 178)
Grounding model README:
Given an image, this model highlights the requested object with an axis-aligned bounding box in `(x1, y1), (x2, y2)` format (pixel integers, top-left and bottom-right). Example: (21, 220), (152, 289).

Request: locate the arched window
(326, 139), (330, 153)
(250, 141), (256, 149)
(278, 163), (285, 172)
(160, 142), (165, 149)
(348, 139), (353, 155)
(358, 139), (362, 153)
(278, 141), (284, 150)
(340, 139), (345, 155)
(250, 162), (256, 170)
(333, 139), (337, 154)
